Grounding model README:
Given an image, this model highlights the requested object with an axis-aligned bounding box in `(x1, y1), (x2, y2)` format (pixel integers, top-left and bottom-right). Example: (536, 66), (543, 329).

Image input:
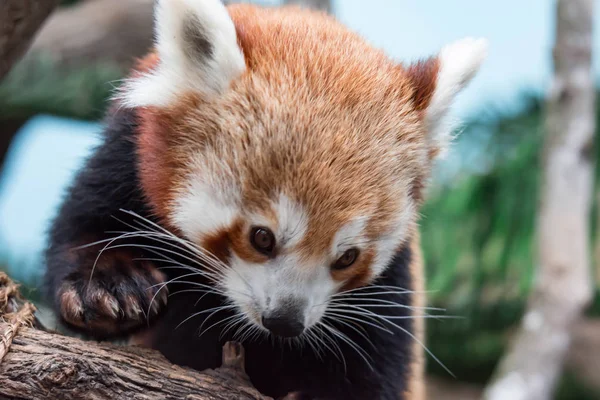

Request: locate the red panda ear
(407, 57), (440, 114)
(407, 37), (488, 158)
(116, 0), (246, 108)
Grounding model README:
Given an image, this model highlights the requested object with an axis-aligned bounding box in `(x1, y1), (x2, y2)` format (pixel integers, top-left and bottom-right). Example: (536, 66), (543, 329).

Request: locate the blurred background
(1, 0), (599, 399)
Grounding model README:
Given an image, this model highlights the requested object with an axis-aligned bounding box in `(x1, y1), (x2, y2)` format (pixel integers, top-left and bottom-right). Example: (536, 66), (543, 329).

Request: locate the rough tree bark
(0, 271), (275, 400)
(25, 0), (154, 70)
(0, 329), (271, 400)
(0, 0), (60, 80)
(22, 0), (332, 72)
(483, 1), (595, 399)
(0, 0), (154, 177)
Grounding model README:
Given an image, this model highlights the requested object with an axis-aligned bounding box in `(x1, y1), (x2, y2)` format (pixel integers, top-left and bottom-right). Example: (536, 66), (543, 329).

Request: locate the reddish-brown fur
(128, 7), (444, 397)
(406, 58), (440, 113)
(134, 6), (438, 253)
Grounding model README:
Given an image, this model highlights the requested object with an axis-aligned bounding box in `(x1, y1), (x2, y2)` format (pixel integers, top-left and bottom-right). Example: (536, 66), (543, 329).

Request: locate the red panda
(43, 1), (486, 399)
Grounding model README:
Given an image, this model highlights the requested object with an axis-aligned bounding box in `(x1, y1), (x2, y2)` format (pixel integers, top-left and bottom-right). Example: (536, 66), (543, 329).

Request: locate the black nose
(262, 314), (305, 337)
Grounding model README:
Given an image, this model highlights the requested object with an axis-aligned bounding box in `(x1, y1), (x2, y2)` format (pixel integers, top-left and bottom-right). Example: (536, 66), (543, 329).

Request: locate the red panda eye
(250, 227), (275, 254)
(332, 248), (359, 270)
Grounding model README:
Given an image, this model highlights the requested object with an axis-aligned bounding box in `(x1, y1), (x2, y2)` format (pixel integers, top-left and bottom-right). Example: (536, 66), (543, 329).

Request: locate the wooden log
(0, 0), (60, 80)
(25, 0), (154, 70)
(0, 329), (271, 400)
(0, 272), (272, 400)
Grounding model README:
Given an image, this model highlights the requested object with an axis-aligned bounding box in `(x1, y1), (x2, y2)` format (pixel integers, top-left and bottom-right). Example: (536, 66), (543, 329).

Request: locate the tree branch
(0, 328), (271, 400)
(483, 0), (595, 399)
(22, 0), (333, 72)
(0, 0), (60, 80)
(0, 271), (272, 400)
(25, 0), (154, 69)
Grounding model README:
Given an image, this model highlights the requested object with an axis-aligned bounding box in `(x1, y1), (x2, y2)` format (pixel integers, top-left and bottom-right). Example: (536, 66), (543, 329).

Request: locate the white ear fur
(426, 37), (488, 153)
(118, 0), (246, 108)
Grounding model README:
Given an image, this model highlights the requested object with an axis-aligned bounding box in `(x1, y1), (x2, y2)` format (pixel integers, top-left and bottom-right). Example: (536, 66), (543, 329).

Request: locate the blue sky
(334, 0), (599, 119)
(1, 0), (599, 282)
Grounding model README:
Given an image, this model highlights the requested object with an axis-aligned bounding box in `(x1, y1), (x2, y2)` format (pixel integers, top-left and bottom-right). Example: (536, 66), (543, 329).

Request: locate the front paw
(57, 253), (167, 336)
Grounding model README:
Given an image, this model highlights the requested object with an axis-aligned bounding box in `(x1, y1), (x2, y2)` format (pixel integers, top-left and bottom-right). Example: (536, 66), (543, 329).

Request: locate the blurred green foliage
(422, 99), (545, 307)
(421, 95), (600, 397)
(556, 371), (600, 400)
(0, 56), (122, 121)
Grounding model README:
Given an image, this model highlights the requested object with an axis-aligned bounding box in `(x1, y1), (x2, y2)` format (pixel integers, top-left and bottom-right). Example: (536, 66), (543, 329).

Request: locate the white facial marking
(223, 253), (337, 331)
(332, 216), (368, 256)
(273, 193), (308, 248)
(372, 201), (416, 277)
(214, 189), (415, 336)
(118, 0), (246, 108)
(223, 194), (329, 333)
(171, 178), (238, 241)
(426, 37), (488, 154)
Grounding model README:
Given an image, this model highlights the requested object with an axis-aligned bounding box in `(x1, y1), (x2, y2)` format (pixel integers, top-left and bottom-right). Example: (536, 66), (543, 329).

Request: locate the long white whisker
(99, 242), (224, 278)
(159, 279), (250, 301)
(104, 229), (229, 278)
(300, 330), (321, 359)
(220, 314), (247, 340)
(322, 315), (375, 350)
(332, 285), (411, 296)
(86, 231), (139, 284)
(117, 211), (256, 292)
(233, 319), (250, 341)
(109, 211), (256, 299)
(156, 265), (221, 281)
(319, 322), (371, 371)
(394, 321), (455, 378)
(108, 213), (230, 276)
(133, 250), (222, 281)
(147, 272), (218, 291)
(72, 233), (135, 250)
(246, 324), (264, 343)
(233, 318), (258, 342)
(324, 309), (394, 334)
(198, 312), (240, 338)
(334, 290), (430, 298)
(329, 297), (446, 312)
(166, 288), (222, 298)
(146, 271), (217, 323)
(175, 304), (237, 330)
(313, 324), (346, 371)
(328, 304), (454, 377)
(327, 304), (401, 327)
(135, 258), (215, 276)
(113, 212), (231, 276)
(307, 329), (326, 360)
(328, 308), (459, 321)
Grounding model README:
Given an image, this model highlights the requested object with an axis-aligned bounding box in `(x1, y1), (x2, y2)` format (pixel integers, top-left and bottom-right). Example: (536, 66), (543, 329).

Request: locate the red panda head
(117, 0), (486, 337)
